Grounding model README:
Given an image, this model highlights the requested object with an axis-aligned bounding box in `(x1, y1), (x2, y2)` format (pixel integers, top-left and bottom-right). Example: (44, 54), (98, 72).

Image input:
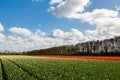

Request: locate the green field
(0, 56), (120, 80)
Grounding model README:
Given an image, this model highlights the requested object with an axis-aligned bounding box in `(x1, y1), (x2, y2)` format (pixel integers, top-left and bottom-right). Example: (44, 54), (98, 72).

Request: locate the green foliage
(23, 45), (76, 55)
(23, 44), (120, 56)
(0, 60), (2, 80)
(0, 56), (120, 80)
(22, 36), (120, 56)
(0, 57), (36, 80)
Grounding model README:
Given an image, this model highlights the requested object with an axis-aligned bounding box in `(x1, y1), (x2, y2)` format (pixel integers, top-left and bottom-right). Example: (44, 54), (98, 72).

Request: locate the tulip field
(0, 56), (120, 80)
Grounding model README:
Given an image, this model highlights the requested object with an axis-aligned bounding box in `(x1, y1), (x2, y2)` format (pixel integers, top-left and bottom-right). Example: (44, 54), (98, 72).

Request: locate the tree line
(23, 36), (120, 56)
(22, 45), (76, 55)
(1, 36), (120, 56)
(75, 36), (120, 56)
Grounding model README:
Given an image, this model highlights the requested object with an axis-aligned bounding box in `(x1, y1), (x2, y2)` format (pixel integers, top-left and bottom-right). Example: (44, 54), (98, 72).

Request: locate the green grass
(0, 55), (120, 80)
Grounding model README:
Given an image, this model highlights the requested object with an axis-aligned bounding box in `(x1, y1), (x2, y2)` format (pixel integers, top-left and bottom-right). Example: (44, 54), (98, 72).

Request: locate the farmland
(0, 56), (120, 80)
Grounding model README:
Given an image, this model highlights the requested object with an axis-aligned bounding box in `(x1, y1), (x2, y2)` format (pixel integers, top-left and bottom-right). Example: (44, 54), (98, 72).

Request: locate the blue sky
(0, 0), (119, 34)
(0, 0), (120, 52)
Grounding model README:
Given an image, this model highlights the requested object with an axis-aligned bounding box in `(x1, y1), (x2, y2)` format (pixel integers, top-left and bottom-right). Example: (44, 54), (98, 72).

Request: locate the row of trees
(1, 36), (120, 56)
(23, 45), (76, 55)
(24, 36), (120, 56)
(75, 36), (120, 56)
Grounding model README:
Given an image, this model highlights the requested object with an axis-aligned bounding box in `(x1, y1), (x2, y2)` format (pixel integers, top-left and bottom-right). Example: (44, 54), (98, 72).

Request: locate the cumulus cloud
(34, 29), (46, 37)
(49, 0), (63, 5)
(79, 9), (118, 24)
(80, 9), (120, 39)
(0, 33), (6, 39)
(0, 23), (4, 31)
(9, 27), (33, 37)
(51, 29), (64, 38)
(0, 26), (47, 52)
(48, 0), (90, 18)
(48, 0), (120, 40)
(51, 28), (85, 44)
(0, 23), (86, 52)
(0, 25), (86, 52)
(0, 0), (120, 52)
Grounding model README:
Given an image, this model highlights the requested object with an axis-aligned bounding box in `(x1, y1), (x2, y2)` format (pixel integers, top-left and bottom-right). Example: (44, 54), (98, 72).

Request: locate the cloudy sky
(0, 0), (120, 52)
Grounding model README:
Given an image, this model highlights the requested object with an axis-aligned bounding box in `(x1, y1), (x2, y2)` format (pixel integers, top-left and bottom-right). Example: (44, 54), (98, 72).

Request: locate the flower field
(0, 55), (120, 80)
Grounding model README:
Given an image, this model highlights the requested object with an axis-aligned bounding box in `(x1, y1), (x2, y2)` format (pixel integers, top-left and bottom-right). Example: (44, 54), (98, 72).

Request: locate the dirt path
(35, 55), (120, 61)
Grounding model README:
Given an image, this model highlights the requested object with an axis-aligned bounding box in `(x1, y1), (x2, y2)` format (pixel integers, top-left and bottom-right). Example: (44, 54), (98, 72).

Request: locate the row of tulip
(3, 56), (120, 80)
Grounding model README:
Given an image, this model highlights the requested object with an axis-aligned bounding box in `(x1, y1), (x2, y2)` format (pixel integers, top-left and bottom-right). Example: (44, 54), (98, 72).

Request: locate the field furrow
(0, 59), (3, 80)
(3, 57), (41, 80)
(0, 57), (36, 80)
(4, 57), (62, 80)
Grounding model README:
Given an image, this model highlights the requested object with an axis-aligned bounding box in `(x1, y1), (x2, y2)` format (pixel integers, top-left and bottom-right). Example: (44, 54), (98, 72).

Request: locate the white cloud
(0, 26), (86, 52)
(64, 28), (84, 40)
(79, 9), (119, 25)
(79, 9), (120, 39)
(0, 23), (4, 31)
(34, 29), (46, 37)
(51, 28), (85, 44)
(0, 33), (6, 39)
(49, 0), (63, 5)
(0, 0), (120, 52)
(48, 0), (120, 40)
(115, 5), (120, 11)
(48, 0), (90, 18)
(51, 29), (64, 38)
(9, 27), (33, 37)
